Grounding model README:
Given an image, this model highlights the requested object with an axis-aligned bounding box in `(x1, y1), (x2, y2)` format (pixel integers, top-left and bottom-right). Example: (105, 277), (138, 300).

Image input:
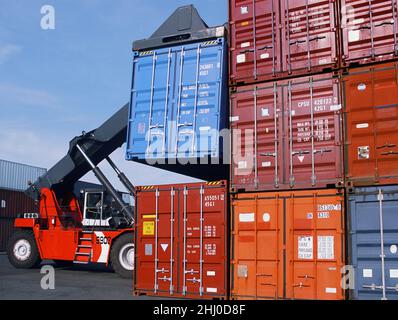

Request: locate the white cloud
(0, 44), (21, 64)
(0, 128), (65, 169)
(0, 83), (60, 109)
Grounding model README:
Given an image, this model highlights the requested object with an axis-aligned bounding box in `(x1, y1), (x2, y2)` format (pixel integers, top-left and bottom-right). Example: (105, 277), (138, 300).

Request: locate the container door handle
(386, 285), (398, 292)
(376, 143), (396, 149)
(381, 151), (398, 156)
(313, 148), (333, 155)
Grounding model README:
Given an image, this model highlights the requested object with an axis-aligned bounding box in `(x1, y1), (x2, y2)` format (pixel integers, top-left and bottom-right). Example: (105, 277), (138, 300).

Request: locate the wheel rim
(119, 243), (134, 271)
(13, 239), (32, 261)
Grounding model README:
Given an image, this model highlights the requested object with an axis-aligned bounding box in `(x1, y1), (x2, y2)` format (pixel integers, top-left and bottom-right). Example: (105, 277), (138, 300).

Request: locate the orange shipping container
(231, 189), (345, 300)
(344, 62), (398, 186)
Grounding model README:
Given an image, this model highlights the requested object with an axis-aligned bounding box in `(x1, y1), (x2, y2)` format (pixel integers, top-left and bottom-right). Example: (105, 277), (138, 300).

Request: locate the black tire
(7, 230), (41, 268)
(53, 260), (74, 268)
(110, 233), (134, 279)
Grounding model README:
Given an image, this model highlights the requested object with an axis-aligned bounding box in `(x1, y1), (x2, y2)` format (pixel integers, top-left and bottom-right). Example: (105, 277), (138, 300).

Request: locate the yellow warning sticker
(241, 21), (249, 27)
(143, 221), (155, 235)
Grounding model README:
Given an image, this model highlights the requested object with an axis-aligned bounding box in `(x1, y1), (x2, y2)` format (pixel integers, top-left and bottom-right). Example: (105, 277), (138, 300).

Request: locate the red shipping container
(0, 188), (38, 251)
(229, 0), (282, 85)
(344, 62), (398, 186)
(231, 189), (345, 300)
(281, 0), (339, 76)
(230, 73), (344, 192)
(341, 0), (398, 66)
(228, 0), (339, 85)
(134, 181), (228, 299)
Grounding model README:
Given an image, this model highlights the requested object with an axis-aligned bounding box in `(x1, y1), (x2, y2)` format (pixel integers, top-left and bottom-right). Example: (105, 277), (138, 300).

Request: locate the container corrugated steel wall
(231, 189), (345, 300)
(126, 37), (228, 163)
(340, 0), (398, 66)
(0, 159), (46, 191)
(134, 181), (228, 299)
(0, 188), (39, 251)
(230, 73), (344, 192)
(344, 62), (398, 186)
(348, 185), (398, 300)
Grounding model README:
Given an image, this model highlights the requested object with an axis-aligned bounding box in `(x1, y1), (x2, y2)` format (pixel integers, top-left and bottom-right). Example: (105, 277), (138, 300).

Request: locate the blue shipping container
(348, 185), (398, 300)
(126, 37), (228, 162)
(0, 159), (47, 191)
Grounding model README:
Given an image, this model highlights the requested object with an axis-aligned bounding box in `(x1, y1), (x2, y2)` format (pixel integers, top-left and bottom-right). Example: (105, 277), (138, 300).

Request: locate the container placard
(298, 236), (313, 259)
(318, 236), (334, 260)
(143, 221), (155, 236)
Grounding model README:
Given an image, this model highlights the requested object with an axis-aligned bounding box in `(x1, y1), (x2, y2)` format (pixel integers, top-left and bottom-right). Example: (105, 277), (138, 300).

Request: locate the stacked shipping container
(0, 159), (46, 251)
(131, 2), (398, 300)
(132, 6), (230, 299)
(228, 0), (398, 300)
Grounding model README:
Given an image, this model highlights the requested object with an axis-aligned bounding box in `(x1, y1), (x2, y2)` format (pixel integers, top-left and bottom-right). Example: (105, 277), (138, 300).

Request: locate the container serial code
(153, 304), (247, 318)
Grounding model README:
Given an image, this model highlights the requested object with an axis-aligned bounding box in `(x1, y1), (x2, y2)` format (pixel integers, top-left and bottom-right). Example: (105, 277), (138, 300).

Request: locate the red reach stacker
(7, 104), (136, 278)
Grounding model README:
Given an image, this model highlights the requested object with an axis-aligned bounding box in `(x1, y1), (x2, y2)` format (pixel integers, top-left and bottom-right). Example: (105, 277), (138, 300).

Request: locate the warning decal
(143, 221), (155, 236)
(298, 236), (313, 259)
(318, 236), (334, 260)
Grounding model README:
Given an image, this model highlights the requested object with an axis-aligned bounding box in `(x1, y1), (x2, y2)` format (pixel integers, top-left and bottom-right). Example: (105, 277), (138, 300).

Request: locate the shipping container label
(298, 236), (313, 259)
(317, 236), (334, 260)
(143, 221), (155, 235)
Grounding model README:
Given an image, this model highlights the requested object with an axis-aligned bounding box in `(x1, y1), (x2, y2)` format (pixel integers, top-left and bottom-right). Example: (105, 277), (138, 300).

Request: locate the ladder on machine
(73, 230), (94, 264)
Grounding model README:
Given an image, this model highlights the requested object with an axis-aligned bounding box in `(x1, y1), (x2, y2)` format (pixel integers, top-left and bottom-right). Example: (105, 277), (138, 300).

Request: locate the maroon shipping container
(230, 73), (344, 192)
(134, 181), (228, 299)
(229, 0), (282, 85)
(281, 0), (339, 76)
(229, 0), (339, 85)
(341, 0), (398, 66)
(0, 188), (38, 251)
(344, 62), (398, 186)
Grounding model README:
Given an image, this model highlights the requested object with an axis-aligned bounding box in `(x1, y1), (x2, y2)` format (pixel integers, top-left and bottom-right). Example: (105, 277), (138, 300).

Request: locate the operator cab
(80, 189), (132, 228)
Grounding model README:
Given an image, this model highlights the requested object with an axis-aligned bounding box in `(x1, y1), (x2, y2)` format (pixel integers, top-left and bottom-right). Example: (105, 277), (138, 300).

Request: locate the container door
(173, 42), (223, 159)
(231, 83), (283, 192)
(179, 184), (227, 298)
(285, 191), (345, 300)
(350, 187), (398, 300)
(232, 194), (280, 299)
(344, 64), (398, 185)
(341, 0), (398, 64)
(281, 0), (337, 75)
(135, 187), (178, 295)
(284, 75), (343, 189)
(229, 0), (280, 85)
(128, 49), (175, 159)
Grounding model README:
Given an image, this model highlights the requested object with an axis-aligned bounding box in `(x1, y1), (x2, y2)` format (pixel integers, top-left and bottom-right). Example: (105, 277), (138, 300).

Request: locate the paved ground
(0, 253), (154, 300)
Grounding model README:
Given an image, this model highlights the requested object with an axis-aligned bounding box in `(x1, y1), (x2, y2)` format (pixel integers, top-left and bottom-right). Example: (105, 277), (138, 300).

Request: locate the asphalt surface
(0, 253), (154, 300)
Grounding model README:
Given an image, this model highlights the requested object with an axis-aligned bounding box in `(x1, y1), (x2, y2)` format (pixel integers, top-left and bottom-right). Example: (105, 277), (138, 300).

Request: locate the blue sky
(0, 0), (227, 189)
